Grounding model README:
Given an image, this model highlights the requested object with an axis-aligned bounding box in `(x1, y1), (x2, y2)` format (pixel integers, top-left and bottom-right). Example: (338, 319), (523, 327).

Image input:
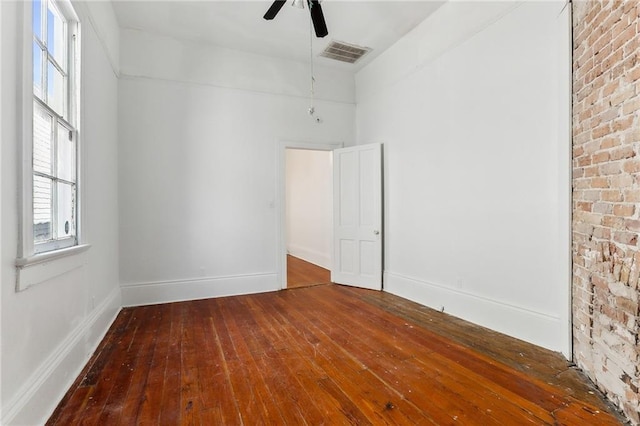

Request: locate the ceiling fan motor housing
(263, 0), (328, 38)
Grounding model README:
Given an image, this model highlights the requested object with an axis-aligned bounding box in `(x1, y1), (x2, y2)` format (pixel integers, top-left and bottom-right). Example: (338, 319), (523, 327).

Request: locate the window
(16, 0), (85, 290)
(30, 0), (79, 254)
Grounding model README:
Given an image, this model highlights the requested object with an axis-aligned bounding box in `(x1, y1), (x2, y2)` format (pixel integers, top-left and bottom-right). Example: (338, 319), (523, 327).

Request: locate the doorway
(278, 141), (342, 290)
(284, 148), (332, 289)
(278, 141), (383, 291)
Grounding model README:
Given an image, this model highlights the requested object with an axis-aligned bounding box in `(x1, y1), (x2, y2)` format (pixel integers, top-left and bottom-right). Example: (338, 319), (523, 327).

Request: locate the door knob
(373, 230), (380, 235)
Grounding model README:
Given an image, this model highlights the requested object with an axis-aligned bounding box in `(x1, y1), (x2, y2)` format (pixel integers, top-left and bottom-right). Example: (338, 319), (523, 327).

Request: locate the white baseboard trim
(2, 287), (122, 426)
(384, 271), (566, 355)
(287, 245), (331, 270)
(121, 272), (279, 307)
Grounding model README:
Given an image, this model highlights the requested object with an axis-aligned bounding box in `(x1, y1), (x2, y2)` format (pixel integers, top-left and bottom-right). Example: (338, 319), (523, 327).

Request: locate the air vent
(319, 40), (371, 64)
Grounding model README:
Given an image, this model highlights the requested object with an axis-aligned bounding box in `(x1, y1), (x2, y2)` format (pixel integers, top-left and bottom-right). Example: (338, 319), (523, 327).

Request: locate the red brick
(583, 2), (602, 26)
(622, 97), (640, 115)
(622, 32), (640, 58)
(628, 65), (640, 83)
(613, 25), (635, 51)
(610, 146), (636, 161)
(592, 123), (612, 139)
(578, 156), (593, 167)
(584, 140), (600, 154)
(613, 116), (635, 132)
(625, 219), (640, 232)
(609, 174), (634, 188)
(592, 151), (611, 164)
(572, 3), (640, 422)
(592, 32), (612, 56)
(603, 80), (620, 96)
(603, 215), (625, 229)
(616, 297), (639, 316)
(599, 162), (621, 175)
(614, 231), (638, 246)
(604, 50), (625, 75)
(603, 7), (624, 31)
(584, 166), (599, 177)
(576, 130), (591, 145)
(593, 202), (612, 214)
(622, 129), (639, 145)
(575, 178), (591, 190)
(622, 160), (640, 173)
(593, 227), (611, 239)
(609, 84), (634, 107)
(577, 201), (593, 212)
(614, 204), (636, 217)
(602, 190), (623, 202)
(599, 136), (620, 149)
(591, 177), (610, 188)
(622, 1), (635, 14)
(623, 190), (640, 202)
(592, 274), (609, 290)
(601, 304), (624, 323)
(576, 211), (603, 225)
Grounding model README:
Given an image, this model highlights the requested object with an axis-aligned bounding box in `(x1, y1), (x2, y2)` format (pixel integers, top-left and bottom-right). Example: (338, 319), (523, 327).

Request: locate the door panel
(331, 143), (382, 290)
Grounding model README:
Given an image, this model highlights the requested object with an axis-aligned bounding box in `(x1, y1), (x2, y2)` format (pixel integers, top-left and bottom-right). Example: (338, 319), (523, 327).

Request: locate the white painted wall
(119, 28), (354, 104)
(356, 1), (571, 356)
(118, 30), (354, 306)
(84, 1), (120, 74)
(1, 2), (121, 424)
(286, 149), (332, 269)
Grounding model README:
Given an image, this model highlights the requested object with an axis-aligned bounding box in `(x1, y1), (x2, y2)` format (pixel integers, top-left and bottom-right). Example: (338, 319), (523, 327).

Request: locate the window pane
(56, 182), (76, 238)
(57, 123), (75, 182)
(33, 103), (53, 175)
(33, 0), (42, 41)
(47, 60), (65, 115)
(34, 175), (52, 242)
(33, 41), (44, 99)
(47, 2), (66, 67)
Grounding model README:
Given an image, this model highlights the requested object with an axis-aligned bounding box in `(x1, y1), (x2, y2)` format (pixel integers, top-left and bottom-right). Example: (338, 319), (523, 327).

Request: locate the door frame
(276, 140), (343, 290)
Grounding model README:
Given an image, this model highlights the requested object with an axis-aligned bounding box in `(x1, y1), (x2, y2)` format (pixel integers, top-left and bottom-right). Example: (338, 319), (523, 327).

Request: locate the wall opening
(285, 148), (333, 289)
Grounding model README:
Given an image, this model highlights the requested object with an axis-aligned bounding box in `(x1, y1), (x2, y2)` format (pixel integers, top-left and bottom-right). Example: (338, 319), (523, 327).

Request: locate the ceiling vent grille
(319, 40), (371, 64)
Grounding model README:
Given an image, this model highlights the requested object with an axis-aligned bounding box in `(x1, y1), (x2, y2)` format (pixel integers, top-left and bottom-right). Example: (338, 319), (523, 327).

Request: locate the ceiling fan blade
(307, 0), (328, 37)
(264, 0), (286, 20)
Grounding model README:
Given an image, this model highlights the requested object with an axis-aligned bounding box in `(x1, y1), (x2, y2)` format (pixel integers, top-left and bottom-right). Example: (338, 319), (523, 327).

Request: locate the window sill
(16, 244), (91, 292)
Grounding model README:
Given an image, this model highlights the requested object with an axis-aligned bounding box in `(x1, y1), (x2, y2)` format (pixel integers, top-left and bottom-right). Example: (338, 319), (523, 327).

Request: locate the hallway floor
(286, 255), (330, 289)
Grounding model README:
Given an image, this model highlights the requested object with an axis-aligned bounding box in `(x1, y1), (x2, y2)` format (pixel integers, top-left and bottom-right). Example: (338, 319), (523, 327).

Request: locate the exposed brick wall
(572, 1), (640, 423)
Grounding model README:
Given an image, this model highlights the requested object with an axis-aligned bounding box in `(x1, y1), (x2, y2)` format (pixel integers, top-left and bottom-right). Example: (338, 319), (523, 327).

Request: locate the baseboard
(121, 272), (279, 307)
(384, 271), (567, 355)
(2, 287), (122, 426)
(287, 245), (331, 270)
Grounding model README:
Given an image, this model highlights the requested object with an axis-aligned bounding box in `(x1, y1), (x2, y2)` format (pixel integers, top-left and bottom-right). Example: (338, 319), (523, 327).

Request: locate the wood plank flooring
(47, 285), (624, 425)
(286, 255), (331, 289)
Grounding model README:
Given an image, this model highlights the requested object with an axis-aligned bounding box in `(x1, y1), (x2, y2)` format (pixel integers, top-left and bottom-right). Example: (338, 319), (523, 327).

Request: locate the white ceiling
(112, 1), (445, 71)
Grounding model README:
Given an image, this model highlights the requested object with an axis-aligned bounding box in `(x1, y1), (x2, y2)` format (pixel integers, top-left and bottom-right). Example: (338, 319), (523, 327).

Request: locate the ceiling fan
(263, 0), (329, 38)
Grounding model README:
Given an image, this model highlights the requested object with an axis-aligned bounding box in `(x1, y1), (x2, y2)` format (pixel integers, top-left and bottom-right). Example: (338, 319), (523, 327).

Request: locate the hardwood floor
(286, 254), (331, 289)
(47, 285), (623, 425)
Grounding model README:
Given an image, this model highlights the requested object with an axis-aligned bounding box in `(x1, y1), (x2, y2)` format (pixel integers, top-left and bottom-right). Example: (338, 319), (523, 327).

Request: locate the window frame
(16, 0), (88, 287)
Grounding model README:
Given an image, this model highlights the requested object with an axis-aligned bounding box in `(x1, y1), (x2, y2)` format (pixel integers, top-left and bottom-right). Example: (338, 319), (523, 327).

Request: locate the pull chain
(308, 6), (315, 116)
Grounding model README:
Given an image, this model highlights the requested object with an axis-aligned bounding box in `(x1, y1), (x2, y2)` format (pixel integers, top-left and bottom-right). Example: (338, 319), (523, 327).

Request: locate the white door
(331, 143), (382, 290)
